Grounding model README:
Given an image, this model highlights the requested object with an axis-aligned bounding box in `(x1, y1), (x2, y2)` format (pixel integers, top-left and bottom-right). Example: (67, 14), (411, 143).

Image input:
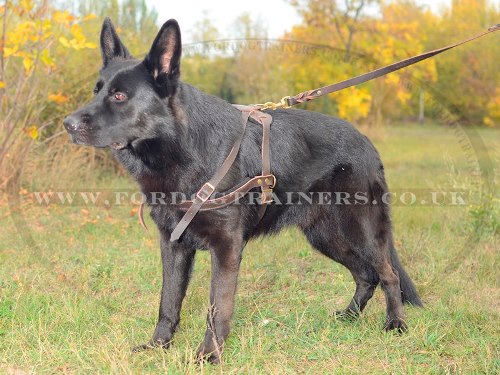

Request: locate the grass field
(0, 124), (498, 374)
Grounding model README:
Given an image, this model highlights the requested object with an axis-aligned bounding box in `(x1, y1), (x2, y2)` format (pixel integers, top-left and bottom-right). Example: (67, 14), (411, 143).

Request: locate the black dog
(64, 18), (422, 363)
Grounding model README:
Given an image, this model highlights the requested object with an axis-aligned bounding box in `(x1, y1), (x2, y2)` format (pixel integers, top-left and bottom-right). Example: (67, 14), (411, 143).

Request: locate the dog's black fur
(64, 18), (422, 363)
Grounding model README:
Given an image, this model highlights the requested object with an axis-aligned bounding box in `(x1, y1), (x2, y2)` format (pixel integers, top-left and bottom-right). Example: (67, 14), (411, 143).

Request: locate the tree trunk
(418, 89), (425, 124)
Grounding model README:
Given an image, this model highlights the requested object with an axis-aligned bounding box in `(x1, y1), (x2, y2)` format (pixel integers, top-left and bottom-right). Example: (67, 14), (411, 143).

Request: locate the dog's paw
(196, 351), (221, 365)
(131, 343), (155, 353)
(384, 317), (408, 334)
(196, 343), (223, 365)
(131, 339), (170, 353)
(333, 309), (360, 322)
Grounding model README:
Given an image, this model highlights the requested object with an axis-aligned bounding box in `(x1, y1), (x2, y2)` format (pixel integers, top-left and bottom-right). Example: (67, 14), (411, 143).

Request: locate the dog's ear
(145, 19), (181, 84)
(100, 17), (131, 67)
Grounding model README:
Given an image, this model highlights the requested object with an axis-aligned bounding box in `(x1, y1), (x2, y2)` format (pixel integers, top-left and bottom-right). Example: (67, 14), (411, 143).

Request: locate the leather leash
(140, 24), (499, 241)
(255, 24), (500, 110)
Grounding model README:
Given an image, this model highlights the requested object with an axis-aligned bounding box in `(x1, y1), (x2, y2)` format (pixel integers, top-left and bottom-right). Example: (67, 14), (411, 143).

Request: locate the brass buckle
(256, 175), (276, 189)
(196, 182), (215, 202)
(263, 174), (276, 189)
(260, 174), (276, 204)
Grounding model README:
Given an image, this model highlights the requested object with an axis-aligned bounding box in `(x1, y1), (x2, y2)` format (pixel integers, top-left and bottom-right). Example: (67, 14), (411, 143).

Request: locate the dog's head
(63, 18), (182, 150)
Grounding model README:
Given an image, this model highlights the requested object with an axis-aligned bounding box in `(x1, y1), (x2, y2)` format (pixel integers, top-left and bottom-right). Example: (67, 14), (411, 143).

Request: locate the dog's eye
(113, 92), (127, 102)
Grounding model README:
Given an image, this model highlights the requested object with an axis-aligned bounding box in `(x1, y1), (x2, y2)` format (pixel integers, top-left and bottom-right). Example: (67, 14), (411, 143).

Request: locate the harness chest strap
(168, 106), (274, 242)
(174, 173), (276, 211)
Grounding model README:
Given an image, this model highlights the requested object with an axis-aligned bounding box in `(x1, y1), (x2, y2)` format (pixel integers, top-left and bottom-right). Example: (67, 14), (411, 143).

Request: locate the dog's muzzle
(63, 115), (127, 150)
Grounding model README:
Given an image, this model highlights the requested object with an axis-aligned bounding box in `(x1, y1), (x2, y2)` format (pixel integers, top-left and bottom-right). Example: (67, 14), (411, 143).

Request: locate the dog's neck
(115, 82), (245, 197)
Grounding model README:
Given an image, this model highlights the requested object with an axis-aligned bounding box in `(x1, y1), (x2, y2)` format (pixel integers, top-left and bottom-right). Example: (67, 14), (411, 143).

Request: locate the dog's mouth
(110, 142), (127, 150)
(68, 133), (91, 146)
(68, 133), (128, 150)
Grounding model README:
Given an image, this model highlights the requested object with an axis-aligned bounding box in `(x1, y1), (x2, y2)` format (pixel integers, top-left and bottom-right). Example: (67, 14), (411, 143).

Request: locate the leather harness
(136, 24), (499, 242)
(169, 106), (274, 241)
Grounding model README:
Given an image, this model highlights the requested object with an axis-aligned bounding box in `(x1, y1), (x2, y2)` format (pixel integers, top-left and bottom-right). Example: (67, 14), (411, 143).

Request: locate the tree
(289, 0), (378, 61)
(432, 0), (499, 125)
(281, 0), (379, 122)
(363, 1), (438, 126)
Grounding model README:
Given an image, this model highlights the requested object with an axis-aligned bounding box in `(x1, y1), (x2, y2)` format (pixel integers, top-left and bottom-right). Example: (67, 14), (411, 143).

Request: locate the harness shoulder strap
(170, 108), (253, 241)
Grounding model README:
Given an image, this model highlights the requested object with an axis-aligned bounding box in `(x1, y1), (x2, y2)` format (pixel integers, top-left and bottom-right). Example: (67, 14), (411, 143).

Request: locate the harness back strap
(170, 106), (274, 242)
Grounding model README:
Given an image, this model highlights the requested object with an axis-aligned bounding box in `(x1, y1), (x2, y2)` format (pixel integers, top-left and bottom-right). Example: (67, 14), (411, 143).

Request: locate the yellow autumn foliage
(336, 87), (372, 121)
(59, 24), (97, 50)
(48, 93), (69, 105)
(24, 126), (39, 140)
(0, 1), (98, 189)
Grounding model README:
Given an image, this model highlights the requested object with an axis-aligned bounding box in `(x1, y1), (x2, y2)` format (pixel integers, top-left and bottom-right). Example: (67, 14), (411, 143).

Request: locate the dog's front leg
(196, 237), (243, 364)
(133, 233), (196, 352)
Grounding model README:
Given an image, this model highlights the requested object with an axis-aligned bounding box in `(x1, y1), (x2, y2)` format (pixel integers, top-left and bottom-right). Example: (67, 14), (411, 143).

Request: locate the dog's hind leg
(196, 233), (243, 364)
(342, 212), (408, 333)
(302, 226), (379, 319)
(133, 233), (196, 352)
(302, 206), (407, 332)
(361, 241), (408, 332)
(337, 260), (379, 319)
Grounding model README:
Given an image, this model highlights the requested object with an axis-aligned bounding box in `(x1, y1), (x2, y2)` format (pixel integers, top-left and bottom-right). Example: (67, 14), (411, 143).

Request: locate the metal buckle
(260, 174), (276, 204)
(196, 182), (215, 202)
(264, 174), (276, 189)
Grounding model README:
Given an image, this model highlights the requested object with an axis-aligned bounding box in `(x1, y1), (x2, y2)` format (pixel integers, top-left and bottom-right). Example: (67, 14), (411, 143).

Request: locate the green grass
(1, 124), (498, 374)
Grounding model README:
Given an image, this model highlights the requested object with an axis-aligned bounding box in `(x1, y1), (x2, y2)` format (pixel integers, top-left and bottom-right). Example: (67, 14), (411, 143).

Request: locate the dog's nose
(63, 116), (80, 132)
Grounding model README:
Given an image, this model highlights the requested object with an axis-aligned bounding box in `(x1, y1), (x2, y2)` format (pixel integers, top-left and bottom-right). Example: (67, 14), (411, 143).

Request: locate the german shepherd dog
(64, 18), (422, 363)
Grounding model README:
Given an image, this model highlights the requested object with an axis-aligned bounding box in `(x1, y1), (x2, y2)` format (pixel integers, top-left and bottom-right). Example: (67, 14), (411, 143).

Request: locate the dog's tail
(390, 246), (423, 307)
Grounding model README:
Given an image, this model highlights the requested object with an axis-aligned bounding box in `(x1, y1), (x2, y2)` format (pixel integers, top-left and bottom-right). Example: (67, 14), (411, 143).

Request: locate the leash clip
(255, 96), (292, 110)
